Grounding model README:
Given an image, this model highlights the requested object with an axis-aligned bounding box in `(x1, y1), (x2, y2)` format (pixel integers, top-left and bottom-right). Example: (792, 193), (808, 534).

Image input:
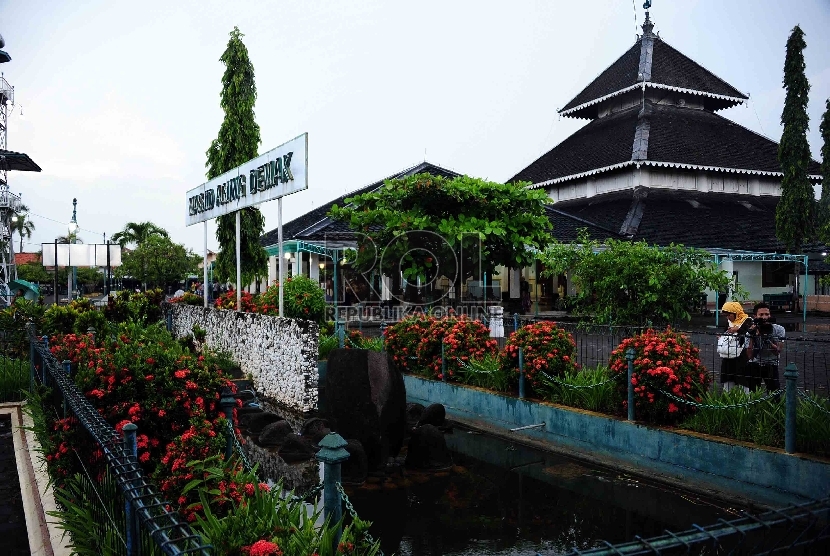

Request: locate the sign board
(185, 133), (308, 226)
(41, 244), (122, 267)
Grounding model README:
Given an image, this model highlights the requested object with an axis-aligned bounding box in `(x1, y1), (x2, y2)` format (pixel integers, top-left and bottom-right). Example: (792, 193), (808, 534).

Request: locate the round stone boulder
(243, 412), (284, 435)
(279, 433), (317, 463)
(301, 417), (331, 445)
(416, 403), (446, 428)
(406, 403), (425, 429)
(257, 420), (294, 447)
(341, 439), (369, 485)
(406, 424), (452, 470)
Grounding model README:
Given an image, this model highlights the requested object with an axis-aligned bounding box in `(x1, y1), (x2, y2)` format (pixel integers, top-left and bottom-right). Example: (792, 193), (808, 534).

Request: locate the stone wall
(167, 304), (319, 413)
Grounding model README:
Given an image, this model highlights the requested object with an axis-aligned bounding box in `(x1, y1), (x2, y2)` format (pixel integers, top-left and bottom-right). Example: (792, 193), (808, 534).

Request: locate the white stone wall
(168, 304), (319, 413)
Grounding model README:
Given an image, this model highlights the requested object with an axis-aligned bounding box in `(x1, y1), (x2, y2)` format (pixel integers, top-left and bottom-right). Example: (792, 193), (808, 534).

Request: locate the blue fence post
(626, 348), (635, 421)
(219, 388), (237, 461)
(513, 313), (519, 333)
(62, 360), (71, 417)
(316, 432), (350, 550)
(441, 341), (447, 382)
(165, 308), (173, 332)
(41, 336), (48, 386)
(379, 321), (387, 352)
(337, 323), (345, 349)
(518, 347), (525, 399)
(27, 323), (35, 394)
(122, 422), (139, 556)
(86, 326), (96, 344)
(784, 363), (798, 454)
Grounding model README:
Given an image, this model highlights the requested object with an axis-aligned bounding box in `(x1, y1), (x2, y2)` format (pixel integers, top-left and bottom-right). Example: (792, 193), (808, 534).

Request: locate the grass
(538, 365), (617, 413)
(318, 333), (339, 361)
(679, 388), (785, 448)
(0, 356), (29, 403)
(456, 354), (513, 392)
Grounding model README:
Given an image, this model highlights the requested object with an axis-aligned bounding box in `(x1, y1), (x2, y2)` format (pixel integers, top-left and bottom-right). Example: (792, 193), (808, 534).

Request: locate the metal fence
(565, 495), (830, 555)
(26, 324), (213, 555)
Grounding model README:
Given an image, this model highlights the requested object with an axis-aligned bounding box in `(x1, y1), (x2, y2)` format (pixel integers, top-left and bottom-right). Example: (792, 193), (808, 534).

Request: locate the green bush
(42, 305), (80, 336)
(456, 353), (513, 392)
(258, 276), (326, 323)
(318, 333), (339, 361)
(104, 289), (165, 325)
(538, 365), (617, 413)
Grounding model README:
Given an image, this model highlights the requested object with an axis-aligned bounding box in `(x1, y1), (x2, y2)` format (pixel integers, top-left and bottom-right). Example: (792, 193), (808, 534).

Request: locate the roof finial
(642, 1), (654, 36)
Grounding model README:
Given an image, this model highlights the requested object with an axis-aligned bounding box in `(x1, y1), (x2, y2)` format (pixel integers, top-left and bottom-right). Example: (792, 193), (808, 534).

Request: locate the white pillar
(721, 258), (734, 302)
(509, 268), (521, 299)
(310, 253), (319, 282)
(382, 276), (391, 301)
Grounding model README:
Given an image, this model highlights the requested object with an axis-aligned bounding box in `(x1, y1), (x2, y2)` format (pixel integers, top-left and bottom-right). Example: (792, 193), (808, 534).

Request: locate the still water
(341, 425), (751, 556)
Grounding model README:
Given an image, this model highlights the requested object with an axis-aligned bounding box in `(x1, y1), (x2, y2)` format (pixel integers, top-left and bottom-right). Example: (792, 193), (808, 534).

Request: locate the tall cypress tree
(818, 98), (830, 241)
(776, 25), (814, 254)
(206, 27), (268, 285)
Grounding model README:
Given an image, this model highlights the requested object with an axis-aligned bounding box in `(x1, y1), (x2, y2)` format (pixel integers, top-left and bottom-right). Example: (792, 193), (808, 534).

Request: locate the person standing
(719, 301), (753, 392)
(746, 302), (785, 393)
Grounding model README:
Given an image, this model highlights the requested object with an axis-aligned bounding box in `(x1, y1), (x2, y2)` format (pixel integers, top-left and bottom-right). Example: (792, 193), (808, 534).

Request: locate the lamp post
(67, 198), (78, 300)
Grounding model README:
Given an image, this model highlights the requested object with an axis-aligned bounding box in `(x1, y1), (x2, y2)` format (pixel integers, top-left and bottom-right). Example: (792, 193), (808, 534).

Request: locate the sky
(3, 0), (830, 254)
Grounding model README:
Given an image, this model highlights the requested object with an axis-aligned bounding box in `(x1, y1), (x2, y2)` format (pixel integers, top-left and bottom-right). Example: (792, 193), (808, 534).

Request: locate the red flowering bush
(609, 328), (710, 424)
(384, 314), (433, 373)
(214, 290), (258, 312)
(258, 276), (326, 323)
(47, 322), (238, 496)
(501, 321), (577, 393)
(412, 316), (498, 380)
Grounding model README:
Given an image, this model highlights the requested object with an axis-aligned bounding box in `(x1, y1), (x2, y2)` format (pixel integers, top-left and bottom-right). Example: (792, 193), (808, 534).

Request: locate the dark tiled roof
(650, 40), (745, 100)
(509, 104), (822, 185)
(647, 105), (822, 175)
(510, 106), (640, 185)
(260, 162), (460, 246)
(546, 205), (622, 242)
(560, 37), (746, 117)
(0, 149), (41, 173)
(560, 43), (642, 114)
(554, 187), (825, 253)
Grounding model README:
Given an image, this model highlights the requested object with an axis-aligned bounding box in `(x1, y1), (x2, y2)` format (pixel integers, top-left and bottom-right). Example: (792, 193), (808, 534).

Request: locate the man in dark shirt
(745, 302), (785, 392)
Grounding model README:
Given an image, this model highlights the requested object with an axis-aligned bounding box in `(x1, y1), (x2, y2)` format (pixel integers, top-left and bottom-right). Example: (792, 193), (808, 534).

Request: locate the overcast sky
(3, 0), (830, 254)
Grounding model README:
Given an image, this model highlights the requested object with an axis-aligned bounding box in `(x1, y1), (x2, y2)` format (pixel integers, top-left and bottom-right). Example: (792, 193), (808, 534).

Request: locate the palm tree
(12, 215), (35, 253)
(111, 221), (169, 248)
(55, 233), (82, 244)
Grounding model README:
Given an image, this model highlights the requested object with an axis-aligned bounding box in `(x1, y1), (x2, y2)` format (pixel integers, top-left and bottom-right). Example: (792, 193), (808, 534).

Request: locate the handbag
(717, 333), (744, 359)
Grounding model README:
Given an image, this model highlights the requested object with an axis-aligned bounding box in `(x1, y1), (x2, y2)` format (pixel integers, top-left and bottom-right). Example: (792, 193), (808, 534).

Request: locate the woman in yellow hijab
(720, 301), (752, 392)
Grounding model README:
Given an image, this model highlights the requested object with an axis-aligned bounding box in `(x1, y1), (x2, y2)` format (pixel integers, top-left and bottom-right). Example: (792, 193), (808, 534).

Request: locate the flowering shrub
(47, 322), (239, 515)
(214, 290), (258, 312)
(260, 276), (326, 323)
(501, 321), (577, 393)
(384, 314), (433, 373)
(170, 291), (204, 305)
(609, 328), (710, 423)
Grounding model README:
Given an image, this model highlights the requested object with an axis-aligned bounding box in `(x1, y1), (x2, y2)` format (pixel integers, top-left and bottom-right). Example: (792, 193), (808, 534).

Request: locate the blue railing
(27, 324), (213, 555)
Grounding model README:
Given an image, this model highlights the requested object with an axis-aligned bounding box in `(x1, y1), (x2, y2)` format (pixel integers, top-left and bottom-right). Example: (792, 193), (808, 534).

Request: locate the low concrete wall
(168, 304), (318, 413)
(404, 376), (830, 507)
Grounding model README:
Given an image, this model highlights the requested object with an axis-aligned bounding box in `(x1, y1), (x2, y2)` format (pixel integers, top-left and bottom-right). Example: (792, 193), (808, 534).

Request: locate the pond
(339, 424), (752, 556)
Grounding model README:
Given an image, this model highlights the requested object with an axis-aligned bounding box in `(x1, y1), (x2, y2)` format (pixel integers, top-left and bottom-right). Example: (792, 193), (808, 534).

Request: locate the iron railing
(27, 324), (213, 555)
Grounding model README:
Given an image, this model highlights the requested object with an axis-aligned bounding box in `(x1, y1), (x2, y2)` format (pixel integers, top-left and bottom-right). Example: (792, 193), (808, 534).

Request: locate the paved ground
(0, 415), (30, 555)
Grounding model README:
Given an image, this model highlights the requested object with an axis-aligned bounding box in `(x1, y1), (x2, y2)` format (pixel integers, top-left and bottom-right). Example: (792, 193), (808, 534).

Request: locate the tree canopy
(818, 98), (830, 241)
(111, 221), (169, 248)
(116, 236), (200, 290)
(776, 25), (814, 253)
(205, 26), (268, 285)
(539, 231), (734, 326)
(329, 173), (552, 302)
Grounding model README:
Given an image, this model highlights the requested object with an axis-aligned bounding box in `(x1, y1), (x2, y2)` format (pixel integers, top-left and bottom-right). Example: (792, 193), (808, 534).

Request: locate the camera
(754, 317), (774, 335)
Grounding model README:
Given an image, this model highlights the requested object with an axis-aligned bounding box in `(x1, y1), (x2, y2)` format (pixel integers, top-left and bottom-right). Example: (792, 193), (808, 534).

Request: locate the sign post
(185, 133), (308, 315)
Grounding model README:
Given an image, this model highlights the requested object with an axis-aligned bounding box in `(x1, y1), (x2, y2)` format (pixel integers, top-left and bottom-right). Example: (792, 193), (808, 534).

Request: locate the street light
(68, 198), (78, 300)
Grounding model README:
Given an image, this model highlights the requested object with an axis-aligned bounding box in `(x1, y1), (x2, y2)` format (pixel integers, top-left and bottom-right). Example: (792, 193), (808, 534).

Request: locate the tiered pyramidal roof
(510, 12), (822, 187)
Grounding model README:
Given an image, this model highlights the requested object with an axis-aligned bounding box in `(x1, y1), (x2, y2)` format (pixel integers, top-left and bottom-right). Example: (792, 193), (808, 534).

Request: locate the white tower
(0, 34), (24, 303)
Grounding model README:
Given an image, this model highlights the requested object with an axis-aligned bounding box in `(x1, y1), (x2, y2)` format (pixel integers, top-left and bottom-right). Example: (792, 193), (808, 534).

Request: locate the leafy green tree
(539, 231), (734, 326)
(111, 221), (169, 248)
(329, 173), (552, 303)
(776, 25), (814, 254)
(11, 203), (35, 253)
(75, 267), (104, 291)
(17, 263), (52, 284)
(205, 26), (268, 285)
(116, 236), (200, 290)
(818, 98), (830, 241)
